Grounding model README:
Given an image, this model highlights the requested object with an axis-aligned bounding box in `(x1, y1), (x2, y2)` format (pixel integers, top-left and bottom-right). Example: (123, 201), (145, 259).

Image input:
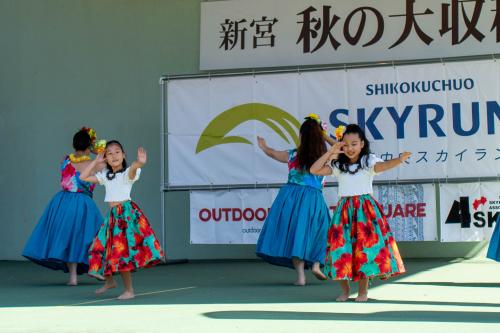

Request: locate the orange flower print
(90, 238), (104, 254)
(154, 239), (162, 252)
(341, 204), (349, 224)
(352, 196), (360, 210)
(138, 215), (153, 237)
(353, 248), (368, 273)
(357, 220), (379, 248)
(362, 199), (377, 221)
(134, 233), (144, 248)
(333, 253), (353, 279)
(88, 253), (102, 273)
(378, 219), (389, 237)
(327, 224), (345, 250)
(389, 237), (405, 273)
(134, 246), (153, 267)
(112, 233), (129, 259)
(374, 247), (392, 275)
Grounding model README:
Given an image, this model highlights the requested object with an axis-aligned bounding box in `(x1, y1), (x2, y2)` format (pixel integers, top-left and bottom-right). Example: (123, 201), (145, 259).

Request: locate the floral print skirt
(88, 201), (165, 279)
(323, 194), (405, 281)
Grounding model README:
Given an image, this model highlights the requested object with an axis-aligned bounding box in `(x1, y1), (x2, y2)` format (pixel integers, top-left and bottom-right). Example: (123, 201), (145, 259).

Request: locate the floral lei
(69, 153), (91, 163)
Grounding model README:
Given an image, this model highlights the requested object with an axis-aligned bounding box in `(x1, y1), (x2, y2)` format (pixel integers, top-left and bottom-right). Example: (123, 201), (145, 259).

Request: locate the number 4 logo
(445, 197), (471, 228)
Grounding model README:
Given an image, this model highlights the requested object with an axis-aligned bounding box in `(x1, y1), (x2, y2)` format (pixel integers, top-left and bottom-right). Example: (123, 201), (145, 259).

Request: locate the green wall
(0, 0), (488, 260)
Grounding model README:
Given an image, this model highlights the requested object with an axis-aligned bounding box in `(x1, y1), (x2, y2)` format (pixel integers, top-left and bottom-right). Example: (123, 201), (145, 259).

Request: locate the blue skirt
(23, 191), (103, 274)
(487, 214), (500, 262)
(256, 183), (330, 269)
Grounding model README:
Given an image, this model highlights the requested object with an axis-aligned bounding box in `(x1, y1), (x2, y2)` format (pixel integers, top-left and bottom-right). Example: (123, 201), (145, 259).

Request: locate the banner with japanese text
(201, 0), (500, 70)
(440, 182), (500, 242)
(190, 184), (437, 244)
(167, 59), (500, 186)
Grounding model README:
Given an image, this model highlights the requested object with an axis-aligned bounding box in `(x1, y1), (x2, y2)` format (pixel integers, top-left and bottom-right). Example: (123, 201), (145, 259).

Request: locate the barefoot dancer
(80, 140), (164, 300)
(23, 127), (104, 286)
(311, 124), (407, 302)
(256, 114), (334, 286)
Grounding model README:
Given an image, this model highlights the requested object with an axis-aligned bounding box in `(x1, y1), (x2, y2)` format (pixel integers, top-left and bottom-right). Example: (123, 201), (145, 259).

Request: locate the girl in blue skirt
(487, 214), (500, 262)
(256, 114), (334, 286)
(23, 128), (104, 285)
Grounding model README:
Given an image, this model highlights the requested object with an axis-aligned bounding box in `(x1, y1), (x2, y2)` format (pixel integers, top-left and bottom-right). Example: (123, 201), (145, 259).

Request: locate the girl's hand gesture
(329, 142), (344, 156)
(95, 152), (105, 164)
(257, 136), (267, 151)
(399, 151), (411, 163)
(137, 147), (147, 166)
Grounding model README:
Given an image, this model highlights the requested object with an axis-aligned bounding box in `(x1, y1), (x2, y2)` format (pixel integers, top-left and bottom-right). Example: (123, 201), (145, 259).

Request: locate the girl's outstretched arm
(324, 133), (336, 147)
(79, 153), (105, 183)
(257, 136), (288, 163)
(310, 142), (344, 176)
(128, 147), (146, 180)
(374, 151), (411, 173)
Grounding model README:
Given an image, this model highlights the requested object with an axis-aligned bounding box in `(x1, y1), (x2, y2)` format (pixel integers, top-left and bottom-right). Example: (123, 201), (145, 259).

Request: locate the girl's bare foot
(311, 266), (327, 281)
(336, 280), (350, 301)
(117, 290), (135, 300)
(292, 258), (306, 286)
(336, 293), (350, 302)
(66, 263), (78, 286)
(95, 281), (117, 294)
(356, 278), (369, 302)
(293, 279), (306, 286)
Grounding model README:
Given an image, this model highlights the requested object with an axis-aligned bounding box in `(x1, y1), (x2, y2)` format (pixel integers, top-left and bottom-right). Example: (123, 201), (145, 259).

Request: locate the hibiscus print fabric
(88, 201), (165, 278)
(60, 157), (95, 196)
(287, 149), (325, 190)
(323, 195), (405, 281)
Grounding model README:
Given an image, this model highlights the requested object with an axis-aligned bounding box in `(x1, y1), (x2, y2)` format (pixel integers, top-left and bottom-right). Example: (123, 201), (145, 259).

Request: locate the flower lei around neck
(69, 153), (91, 163)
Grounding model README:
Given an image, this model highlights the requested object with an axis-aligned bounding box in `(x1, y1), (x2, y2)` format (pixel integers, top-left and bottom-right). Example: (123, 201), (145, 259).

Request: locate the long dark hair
(333, 124), (371, 174)
(72, 129), (92, 151)
(296, 118), (327, 171)
(105, 140), (127, 180)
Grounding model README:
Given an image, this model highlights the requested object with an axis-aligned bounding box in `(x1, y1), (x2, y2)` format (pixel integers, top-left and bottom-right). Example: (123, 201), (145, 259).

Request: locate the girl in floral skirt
(80, 140), (164, 300)
(311, 124), (409, 302)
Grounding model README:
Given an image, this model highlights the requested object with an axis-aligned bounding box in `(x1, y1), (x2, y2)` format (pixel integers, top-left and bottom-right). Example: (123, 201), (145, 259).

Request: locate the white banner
(190, 184), (437, 244)
(440, 182), (500, 242)
(190, 188), (279, 244)
(201, 0), (500, 70)
(167, 59), (500, 186)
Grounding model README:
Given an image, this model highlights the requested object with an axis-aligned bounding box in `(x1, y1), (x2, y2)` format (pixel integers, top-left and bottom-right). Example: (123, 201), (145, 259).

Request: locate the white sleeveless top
(330, 154), (383, 197)
(95, 167), (141, 202)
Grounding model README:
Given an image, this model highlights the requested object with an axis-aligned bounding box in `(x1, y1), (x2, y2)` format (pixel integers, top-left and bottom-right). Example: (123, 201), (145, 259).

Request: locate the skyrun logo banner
(166, 59), (499, 187)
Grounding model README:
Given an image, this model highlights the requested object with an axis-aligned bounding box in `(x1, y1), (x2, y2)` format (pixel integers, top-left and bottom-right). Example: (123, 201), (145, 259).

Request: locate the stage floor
(0, 259), (499, 332)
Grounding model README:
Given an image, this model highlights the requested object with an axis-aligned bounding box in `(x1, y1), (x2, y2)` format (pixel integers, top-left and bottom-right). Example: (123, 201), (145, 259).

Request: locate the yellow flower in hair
(335, 125), (346, 141)
(305, 113), (321, 124)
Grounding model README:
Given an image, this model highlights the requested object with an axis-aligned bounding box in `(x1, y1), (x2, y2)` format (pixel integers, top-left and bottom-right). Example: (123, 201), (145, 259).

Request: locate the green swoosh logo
(196, 103), (300, 154)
